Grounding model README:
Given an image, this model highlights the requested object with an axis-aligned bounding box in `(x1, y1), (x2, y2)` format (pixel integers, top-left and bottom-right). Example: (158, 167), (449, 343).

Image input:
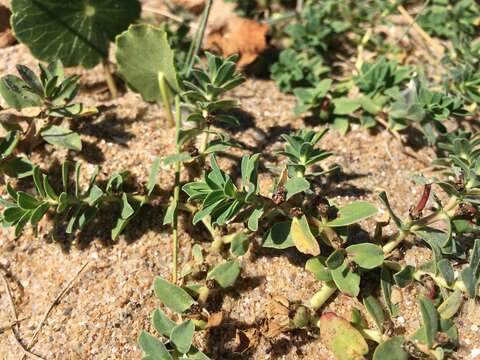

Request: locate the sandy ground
(0, 38), (480, 360)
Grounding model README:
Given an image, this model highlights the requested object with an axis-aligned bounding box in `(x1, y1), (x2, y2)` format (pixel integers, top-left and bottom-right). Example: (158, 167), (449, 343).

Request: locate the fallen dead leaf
(0, 5), (15, 48)
(205, 0), (269, 67)
(234, 328), (260, 353)
(205, 311), (223, 328)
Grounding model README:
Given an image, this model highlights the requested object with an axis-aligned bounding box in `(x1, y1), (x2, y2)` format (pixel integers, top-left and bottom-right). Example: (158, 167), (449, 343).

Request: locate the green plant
(139, 261), (241, 359)
(0, 159), (160, 239)
(417, 0), (480, 40)
(388, 80), (468, 144)
(0, 61), (96, 177)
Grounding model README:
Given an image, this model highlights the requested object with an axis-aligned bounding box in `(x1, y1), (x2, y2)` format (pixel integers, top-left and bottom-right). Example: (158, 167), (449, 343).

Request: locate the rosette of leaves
(182, 52), (245, 127)
(433, 131), (479, 233)
(354, 56), (413, 106)
(292, 80), (369, 134)
(182, 154), (260, 227)
(10, 0), (141, 68)
(270, 49), (330, 93)
(448, 64), (480, 106)
(0, 158), (160, 239)
(270, 0), (349, 94)
(0, 61), (96, 178)
(277, 128), (333, 181)
(388, 80), (467, 144)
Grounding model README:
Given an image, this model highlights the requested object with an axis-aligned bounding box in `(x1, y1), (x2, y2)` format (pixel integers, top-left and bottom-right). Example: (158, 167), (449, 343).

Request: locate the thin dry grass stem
(20, 261), (91, 360)
(0, 271), (45, 360)
(395, 4), (444, 60)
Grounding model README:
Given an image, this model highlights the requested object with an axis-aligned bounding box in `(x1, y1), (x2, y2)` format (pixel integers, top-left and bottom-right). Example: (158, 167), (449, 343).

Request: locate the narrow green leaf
(363, 295), (385, 331)
(438, 290), (462, 319)
(419, 297), (438, 349)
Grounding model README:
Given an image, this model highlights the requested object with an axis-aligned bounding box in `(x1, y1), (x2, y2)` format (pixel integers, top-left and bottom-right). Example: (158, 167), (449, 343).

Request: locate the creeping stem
(382, 196), (459, 255)
(158, 72), (176, 128)
(172, 96), (182, 283)
(310, 281), (337, 311)
(102, 59), (118, 99)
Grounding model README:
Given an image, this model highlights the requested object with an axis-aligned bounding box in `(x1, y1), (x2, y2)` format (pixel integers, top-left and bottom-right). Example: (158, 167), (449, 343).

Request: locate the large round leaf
(11, 0), (141, 68)
(116, 24), (180, 102)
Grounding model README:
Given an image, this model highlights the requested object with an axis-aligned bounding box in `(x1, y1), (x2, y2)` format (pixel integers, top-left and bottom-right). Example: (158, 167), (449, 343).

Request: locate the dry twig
(20, 261), (91, 360)
(0, 272), (45, 360)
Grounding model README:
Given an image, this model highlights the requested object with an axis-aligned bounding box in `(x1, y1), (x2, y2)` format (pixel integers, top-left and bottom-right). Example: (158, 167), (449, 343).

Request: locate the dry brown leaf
(265, 294), (290, 319)
(205, 311), (223, 328)
(205, 0), (268, 67)
(0, 5), (15, 48)
(234, 328), (260, 353)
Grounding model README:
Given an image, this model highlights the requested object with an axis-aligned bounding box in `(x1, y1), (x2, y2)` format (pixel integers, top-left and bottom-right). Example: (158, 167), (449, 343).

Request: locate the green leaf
(206, 260), (240, 288)
(162, 200), (176, 226)
(363, 295), (385, 331)
(247, 207), (263, 232)
(284, 177), (310, 200)
(438, 290), (462, 319)
(40, 125), (82, 151)
(17, 192), (39, 210)
(331, 117), (350, 135)
(346, 243), (384, 269)
(291, 215), (320, 256)
(419, 297), (438, 349)
(331, 261), (360, 297)
(170, 320), (195, 354)
(30, 202), (50, 225)
(11, 0), (141, 69)
(163, 153), (193, 166)
(327, 201), (378, 227)
(263, 221), (294, 249)
(305, 257), (332, 281)
(116, 24), (179, 102)
(461, 266), (477, 298)
(326, 249), (345, 270)
(332, 97), (361, 115)
(393, 265), (415, 288)
(381, 265), (398, 316)
(0, 131), (20, 158)
(147, 157), (161, 197)
(0, 156), (34, 178)
(229, 231), (249, 256)
(0, 75), (42, 109)
(153, 277), (196, 314)
(437, 259), (455, 286)
(152, 309), (177, 337)
(138, 331), (172, 360)
(320, 312), (369, 360)
(373, 336), (408, 360)
(378, 192), (403, 228)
